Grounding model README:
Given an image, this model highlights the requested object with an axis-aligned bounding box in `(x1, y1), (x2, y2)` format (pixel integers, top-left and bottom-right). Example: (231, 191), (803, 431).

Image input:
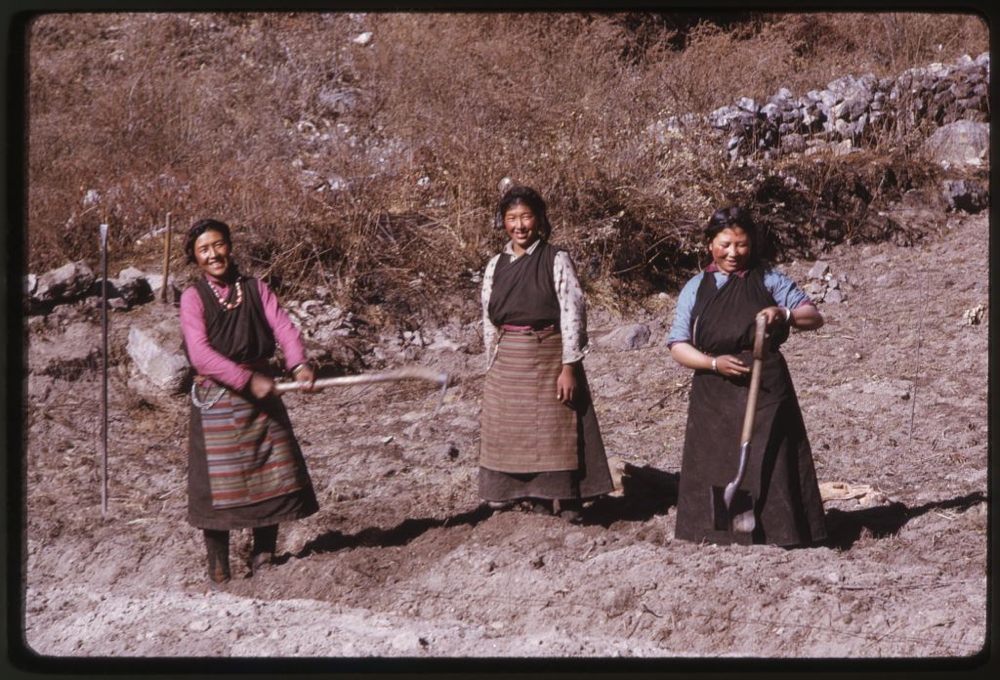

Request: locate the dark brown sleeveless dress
(674, 268), (827, 546)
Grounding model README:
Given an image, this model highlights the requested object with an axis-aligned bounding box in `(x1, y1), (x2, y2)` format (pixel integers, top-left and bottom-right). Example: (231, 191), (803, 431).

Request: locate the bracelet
(782, 307), (792, 324)
(291, 363), (309, 375)
(711, 358), (718, 373)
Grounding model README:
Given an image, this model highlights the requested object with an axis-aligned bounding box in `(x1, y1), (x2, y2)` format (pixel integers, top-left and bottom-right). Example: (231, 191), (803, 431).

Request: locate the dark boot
(554, 498), (583, 524)
(525, 498), (553, 515)
(204, 529), (231, 584)
(251, 525), (278, 575)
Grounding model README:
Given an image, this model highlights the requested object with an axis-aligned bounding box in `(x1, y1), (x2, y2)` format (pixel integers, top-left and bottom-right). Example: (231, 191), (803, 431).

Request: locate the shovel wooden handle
(739, 314), (769, 445)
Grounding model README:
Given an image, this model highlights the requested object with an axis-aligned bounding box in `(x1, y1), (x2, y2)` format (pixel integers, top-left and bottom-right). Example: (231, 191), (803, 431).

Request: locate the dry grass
(24, 11), (988, 321)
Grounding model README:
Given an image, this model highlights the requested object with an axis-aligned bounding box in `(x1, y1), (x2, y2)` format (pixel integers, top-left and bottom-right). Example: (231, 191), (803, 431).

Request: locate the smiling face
(503, 201), (539, 255)
(708, 226), (752, 274)
(193, 229), (233, 279)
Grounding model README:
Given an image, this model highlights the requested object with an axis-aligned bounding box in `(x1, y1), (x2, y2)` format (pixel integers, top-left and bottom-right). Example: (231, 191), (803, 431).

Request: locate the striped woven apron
(195, 379), (304, 509)
(480, 328), (578, 473)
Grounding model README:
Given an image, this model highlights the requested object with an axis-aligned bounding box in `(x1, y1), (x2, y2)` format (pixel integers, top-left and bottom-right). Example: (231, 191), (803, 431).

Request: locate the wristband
(291, 363), (309, 375)
(782, 307), (792, 324)
(711, 358), (718, 373)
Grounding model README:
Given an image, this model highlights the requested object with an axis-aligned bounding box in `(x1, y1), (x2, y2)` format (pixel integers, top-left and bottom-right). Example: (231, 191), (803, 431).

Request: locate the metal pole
(160, 212), (171, 303)
(100, 223), (109, 517)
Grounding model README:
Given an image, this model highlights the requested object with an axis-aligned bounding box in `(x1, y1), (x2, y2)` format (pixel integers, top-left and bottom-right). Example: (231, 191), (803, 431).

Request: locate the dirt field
(16, 210), (989, 665)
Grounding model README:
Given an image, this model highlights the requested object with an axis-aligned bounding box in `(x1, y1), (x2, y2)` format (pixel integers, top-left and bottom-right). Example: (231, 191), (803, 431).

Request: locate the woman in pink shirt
(180, 219), (318, 586)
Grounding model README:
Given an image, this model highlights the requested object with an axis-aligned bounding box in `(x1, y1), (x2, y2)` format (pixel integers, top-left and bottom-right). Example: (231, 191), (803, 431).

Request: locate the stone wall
(705, 53), (990, 159)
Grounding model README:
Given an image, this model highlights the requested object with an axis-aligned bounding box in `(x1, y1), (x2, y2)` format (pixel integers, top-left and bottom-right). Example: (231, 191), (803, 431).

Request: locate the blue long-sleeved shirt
(667, 267), (813, 347)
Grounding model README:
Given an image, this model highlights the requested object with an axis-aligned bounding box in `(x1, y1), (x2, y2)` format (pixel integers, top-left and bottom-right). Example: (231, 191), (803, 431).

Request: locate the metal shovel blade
(711, 441), (756, 532)
(711, 487), (756, 532)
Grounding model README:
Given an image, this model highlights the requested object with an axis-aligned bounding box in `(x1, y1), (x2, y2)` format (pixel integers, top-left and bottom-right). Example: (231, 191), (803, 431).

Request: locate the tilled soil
(18, 211), (988, 662)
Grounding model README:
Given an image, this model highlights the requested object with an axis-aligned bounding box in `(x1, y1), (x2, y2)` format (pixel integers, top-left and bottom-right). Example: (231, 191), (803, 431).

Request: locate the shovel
(275, 365), (451, 416)
(711, 313), (768, 533)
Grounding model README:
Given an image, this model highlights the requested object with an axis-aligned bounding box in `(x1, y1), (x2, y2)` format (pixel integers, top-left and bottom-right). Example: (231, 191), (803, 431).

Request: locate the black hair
(704, 206), (761, 268)
(184, 219), (231, 264)
(497, 185), (552, 242)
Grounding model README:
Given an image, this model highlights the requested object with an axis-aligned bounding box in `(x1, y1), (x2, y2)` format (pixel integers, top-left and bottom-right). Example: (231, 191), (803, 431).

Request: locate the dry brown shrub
(24, 11), (988, 324)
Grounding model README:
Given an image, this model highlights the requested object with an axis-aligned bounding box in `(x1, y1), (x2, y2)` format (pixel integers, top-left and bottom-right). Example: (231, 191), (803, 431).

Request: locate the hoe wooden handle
(275, 366), (449, 393)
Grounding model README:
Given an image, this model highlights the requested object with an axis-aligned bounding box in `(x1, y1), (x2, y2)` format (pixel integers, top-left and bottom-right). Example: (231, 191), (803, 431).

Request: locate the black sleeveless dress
(674, 268), (827, 546)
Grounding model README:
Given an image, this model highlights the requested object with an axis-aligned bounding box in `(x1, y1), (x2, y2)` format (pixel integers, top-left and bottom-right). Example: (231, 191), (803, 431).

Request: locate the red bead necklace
(206, 278), (243, 311)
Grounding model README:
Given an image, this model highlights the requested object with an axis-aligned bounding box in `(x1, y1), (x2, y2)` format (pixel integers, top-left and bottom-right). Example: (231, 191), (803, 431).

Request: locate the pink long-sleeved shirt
(180, 276), (307, 391)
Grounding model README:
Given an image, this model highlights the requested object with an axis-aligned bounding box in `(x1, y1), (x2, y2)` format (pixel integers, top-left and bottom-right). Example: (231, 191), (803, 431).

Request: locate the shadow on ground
(822, 490), (986, 549)
(291, 504), (495, 560)
(585, 463), (679, 528)
(290, 470), (983, 559)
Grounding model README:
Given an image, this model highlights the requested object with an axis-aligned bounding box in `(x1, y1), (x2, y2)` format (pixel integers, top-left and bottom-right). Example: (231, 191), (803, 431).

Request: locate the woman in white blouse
(479, 185), (613, 523)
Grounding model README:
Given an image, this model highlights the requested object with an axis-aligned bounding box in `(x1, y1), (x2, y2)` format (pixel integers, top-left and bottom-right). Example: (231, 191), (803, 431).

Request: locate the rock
(317, 88), (359, 117)
(963, 303), (986, 325)
(832, 139), (856, 156)
(824, 289), (844, 304)
(804, 282), (826, 300)
(736, 96), (759, 114)
(780, 133), (806, 153)
(921, 120), (989, 166)
(126, 320), (191, 394)
(426, 330), (464, 352)
(942, 179), (989, 214)
(713, 53), (989, 160)
(33, 261), (95, 305)
(142, 273), (183, 304)
(111, 266), (154, 306)
(599, 586), (632, 618)
(187, 620), (211, 633)
(28, 319), (101, 380)
(595, 324), (650, 351)
(808, 261), (831, 279)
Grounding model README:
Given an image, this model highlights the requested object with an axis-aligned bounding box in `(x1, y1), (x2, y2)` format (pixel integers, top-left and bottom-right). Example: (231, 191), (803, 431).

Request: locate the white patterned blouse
(480, 238), (589, 369)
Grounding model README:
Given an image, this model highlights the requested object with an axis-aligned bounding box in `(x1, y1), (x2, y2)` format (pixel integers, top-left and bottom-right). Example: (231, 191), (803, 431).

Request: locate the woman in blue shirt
(667, 206), (827, 546)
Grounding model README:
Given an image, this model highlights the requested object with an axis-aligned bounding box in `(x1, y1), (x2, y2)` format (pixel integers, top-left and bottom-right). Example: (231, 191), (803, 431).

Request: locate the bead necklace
(206, 278), (243, 311)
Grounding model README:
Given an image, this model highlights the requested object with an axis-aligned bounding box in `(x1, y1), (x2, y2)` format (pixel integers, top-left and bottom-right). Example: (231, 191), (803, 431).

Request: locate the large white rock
(126, 320), (190, 394)
(922, 120), (989, 166)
